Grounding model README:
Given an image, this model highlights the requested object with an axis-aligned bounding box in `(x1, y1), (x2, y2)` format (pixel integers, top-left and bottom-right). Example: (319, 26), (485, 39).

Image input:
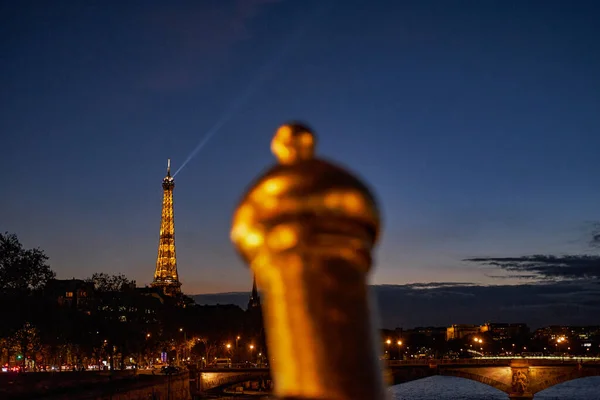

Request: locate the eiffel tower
(151, 159), (182, 296)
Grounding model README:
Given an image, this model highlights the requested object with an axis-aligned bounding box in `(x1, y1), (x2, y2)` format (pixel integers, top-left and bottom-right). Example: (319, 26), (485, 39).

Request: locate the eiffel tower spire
(152, 159), (182, 296)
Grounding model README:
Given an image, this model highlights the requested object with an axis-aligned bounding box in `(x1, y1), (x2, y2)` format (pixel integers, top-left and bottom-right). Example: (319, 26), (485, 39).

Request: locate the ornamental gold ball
(230, 122), (381, 267)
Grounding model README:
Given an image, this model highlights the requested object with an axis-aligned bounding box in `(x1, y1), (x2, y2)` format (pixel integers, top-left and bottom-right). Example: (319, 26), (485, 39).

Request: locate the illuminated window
(66, 292), (73, 298)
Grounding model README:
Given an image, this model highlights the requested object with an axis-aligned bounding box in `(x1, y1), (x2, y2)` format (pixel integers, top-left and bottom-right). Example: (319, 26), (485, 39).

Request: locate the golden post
(231, 122), (386, 400)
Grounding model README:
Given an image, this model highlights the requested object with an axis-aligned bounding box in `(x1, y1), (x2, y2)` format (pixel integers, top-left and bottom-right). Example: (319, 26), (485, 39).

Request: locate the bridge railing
(385, 359), (510, 366)
(385, 358), (600, 367)
(199, 367), (269, 372)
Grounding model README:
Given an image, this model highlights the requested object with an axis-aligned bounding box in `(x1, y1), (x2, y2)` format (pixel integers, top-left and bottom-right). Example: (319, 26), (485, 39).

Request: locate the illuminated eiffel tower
(151, 159), (182, 296)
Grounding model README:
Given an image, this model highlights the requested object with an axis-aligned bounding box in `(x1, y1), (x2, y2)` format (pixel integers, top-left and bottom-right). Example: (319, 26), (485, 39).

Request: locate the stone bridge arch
(389, 361), (600, 399)
(527, 365), (600, 395)
(388, 366), (436, 386)
(198, 369), (271, 393)
(439, 367), (512, 394)
(436, 361), (600, 399)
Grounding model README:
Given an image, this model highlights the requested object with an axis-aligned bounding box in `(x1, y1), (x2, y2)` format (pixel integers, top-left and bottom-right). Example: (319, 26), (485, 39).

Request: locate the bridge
(195, 358), (600, 399)
(194, 368), (271, 394)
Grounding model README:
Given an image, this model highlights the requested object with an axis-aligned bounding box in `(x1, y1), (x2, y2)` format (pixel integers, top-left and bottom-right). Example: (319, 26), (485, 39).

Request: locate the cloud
(591, 222), (600, 249)
(386, 282), (475, 290)
(465, 255), (600, 281)
(483, 274), (539, 280)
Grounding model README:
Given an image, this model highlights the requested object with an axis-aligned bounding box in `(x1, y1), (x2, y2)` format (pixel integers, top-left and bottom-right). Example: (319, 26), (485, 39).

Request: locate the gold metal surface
(152, 159), (182, 296)
(231, 122), (385, 400)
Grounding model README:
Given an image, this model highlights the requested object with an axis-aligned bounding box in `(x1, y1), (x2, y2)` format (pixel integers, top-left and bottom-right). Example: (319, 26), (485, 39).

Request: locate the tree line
(0, 232), (265, 371)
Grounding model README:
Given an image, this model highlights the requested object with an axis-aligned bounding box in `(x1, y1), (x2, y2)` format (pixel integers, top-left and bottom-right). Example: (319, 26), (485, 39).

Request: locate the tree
(12, 322), (41, 368)
(197, 337), (219, 364)
(85, 272), (135, 292)
(0, 232), (55, 294)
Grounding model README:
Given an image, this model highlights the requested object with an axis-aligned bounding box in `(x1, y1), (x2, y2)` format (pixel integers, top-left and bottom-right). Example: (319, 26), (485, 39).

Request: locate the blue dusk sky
(2, 0), (599, 295)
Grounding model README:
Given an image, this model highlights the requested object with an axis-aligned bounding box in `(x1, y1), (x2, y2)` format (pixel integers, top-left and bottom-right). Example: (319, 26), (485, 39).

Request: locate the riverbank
(222, 388), (274, 398)
(197, 394), (273, 400)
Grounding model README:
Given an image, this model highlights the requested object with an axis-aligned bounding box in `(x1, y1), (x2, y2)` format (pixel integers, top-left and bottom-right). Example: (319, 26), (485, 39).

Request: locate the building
(446, 323), (530, 341)
(151, 159), (182, 296)
(96, 286), (164, 325)
(533, 326), (571, 341)
(46, 278), (95, 310)
(446, 324), (481, 341)
(534, 325), (600, 341)
(480, 323), (529, 341)
(396, 327), (446, 343)
(570, 326), (600, 340)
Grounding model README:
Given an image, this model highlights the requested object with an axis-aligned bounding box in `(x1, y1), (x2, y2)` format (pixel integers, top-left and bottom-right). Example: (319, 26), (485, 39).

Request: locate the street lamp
(179, 328), (187, 364)
(225, 343), (232, 364)
(384, 339), (391, 359)
(249, 344), (255, 364)
(556, 337), (567, 359)
(235, 336), (241, 363)
(396, 340), (403, 360)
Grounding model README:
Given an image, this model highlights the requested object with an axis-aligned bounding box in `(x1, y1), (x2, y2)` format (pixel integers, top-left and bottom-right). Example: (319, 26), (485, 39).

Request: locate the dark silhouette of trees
(195, 337), (220, 364)
(0, 233), (258, 370)
(0, 233), (55, 366)
(85, 272), (135, 292)
(0, 232), (55, 294)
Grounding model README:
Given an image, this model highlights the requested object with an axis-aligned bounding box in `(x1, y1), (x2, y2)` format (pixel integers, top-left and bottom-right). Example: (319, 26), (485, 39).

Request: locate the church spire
(247, 274), (261, 310)
(252, 276), (258, 299)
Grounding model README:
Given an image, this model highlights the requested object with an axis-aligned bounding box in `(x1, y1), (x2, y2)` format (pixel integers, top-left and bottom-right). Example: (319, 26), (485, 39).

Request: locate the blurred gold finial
(230, 121), (385, 400)
(231, 122), (380, 266)
(271, 122), (316, 164)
